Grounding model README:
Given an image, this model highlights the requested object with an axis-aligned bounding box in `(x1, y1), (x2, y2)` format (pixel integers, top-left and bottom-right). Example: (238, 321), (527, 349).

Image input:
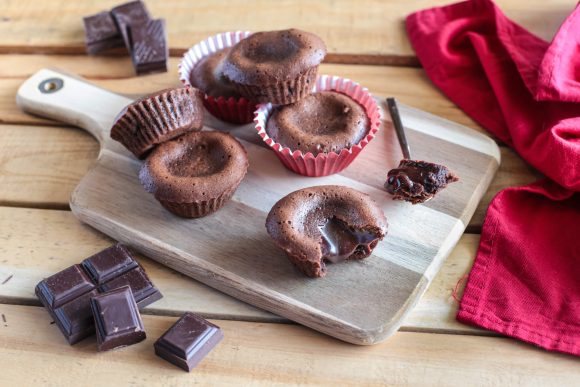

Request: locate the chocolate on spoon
(384, 98), (458, 204)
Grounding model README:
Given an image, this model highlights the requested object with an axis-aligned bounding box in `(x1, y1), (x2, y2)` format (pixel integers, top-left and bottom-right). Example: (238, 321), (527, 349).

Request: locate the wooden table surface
(0, 1), (578, 386)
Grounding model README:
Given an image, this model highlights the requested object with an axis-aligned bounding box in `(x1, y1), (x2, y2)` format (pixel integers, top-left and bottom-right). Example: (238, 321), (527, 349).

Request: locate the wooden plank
(0, 206), (276, 322)
(0, 0), (573, 64)
(0, 125), (98, 209)
(0, 56), (483, 130)
(0, 123), (538, 227)
(0, 205), (480, 333)
(1, 304), (578, 386)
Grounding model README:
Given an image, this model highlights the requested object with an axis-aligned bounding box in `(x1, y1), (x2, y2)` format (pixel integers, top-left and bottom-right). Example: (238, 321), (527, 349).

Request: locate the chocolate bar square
(90, 286), (146, 351)
(36, 264), (95, 309)
(81, 244), (138, 284)
(36, 244), (162, 345)
(99, 266), (162, 308)
(154, 313), (223, 371)
(128, 19), (168, 75)
(82, 11), (124, 55)
(52, 290), (99, 344)
(111, 0), (151, 51)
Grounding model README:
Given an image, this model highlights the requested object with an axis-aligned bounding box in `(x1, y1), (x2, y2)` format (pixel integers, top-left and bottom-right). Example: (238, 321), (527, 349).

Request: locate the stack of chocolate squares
(35, 244), (162, 347)
(82, 0), (168, 75)
(35, 244), (223, 371)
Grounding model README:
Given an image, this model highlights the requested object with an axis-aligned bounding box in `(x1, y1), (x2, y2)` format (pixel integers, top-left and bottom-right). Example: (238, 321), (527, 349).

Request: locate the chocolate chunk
(35, 244), (162, 345)
(154, 312), (223, 372)
(81, 244), (138, 285)
(385, 159), (459, 204)
(52, 290), (99, 344)
(82, 11), (124, 55)
(36, 264), (95, 308)
(128, 19), (168, 75)
(110, 0), (151, 52)
(99, 266), (162, 308)
(90, 286), (146, 351)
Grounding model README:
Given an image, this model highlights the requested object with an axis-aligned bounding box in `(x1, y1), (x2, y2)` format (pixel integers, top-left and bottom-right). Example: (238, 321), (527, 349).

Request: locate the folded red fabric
(406, 0), (580, 355)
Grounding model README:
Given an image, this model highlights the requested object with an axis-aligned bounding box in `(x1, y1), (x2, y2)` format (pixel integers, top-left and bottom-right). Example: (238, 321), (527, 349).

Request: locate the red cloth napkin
(406, 0), (580, 355)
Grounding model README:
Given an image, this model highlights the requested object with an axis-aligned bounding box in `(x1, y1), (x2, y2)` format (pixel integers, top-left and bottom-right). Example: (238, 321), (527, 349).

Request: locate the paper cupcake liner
(254, 75), (381, 177)
(178, 31), (256, 125)
(158, 185), (238, 218)
(232, 66), (319, 105)
(203, 95), (255, 125)
(111, 87), (204, 159)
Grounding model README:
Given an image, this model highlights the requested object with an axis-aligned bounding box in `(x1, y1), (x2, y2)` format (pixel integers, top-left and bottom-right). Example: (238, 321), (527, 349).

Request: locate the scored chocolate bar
(36, 264), (95, 309)
(99, 265), (162, 308)
(35, 244), (162, 345)
(129, 18), (168, 75)
(52, 290), (99, 344)
(83, 11), (124, 55)
(91, 286), (146, 351)
(81, 244), (138, 284)
(154, 312), (224, 372)
(111, 0), (152, 52)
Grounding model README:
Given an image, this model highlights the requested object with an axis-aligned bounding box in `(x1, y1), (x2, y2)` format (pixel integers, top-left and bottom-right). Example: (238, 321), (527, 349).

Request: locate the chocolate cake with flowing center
(190, 47), (241, 99)
(385, 159), (459, 204)
(266, 185), (388, 278)
(265, 91), (369, 155)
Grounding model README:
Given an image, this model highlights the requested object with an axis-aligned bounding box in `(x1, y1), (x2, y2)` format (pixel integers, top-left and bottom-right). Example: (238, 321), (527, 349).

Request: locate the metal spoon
(384, 98), (458, 204)
(386, 97), (411, 159)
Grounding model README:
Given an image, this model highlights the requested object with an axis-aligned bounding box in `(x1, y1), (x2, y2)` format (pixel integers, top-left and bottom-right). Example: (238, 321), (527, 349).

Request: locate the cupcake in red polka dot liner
(179, 31), (256, 125)
(254, 75), (381, 177)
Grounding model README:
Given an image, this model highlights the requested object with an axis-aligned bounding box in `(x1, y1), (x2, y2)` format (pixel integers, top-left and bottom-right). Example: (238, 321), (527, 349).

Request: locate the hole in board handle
(39, 78), (64, 94)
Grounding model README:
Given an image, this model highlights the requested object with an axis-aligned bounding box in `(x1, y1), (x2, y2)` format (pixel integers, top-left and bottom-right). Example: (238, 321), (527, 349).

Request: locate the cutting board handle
(16, 68), (132, 146)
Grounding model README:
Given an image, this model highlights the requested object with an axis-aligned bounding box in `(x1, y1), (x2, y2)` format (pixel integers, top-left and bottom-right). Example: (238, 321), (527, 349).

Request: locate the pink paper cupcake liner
(254, 75), (381, 177)
(179, 31), (257, 125)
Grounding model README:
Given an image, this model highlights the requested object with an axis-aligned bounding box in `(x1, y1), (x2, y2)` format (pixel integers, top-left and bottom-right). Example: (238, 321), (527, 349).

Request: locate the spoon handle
(386, 98), (411, 160)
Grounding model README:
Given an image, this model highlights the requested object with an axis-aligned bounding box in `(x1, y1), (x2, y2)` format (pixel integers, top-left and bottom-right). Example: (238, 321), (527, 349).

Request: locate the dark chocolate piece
(81, 244), (138, 285)
(110, 0), (151, 51)
(52, 290), (99, 344)
(154, 312), (223, 372)
(36, 264), (95, 308)
(128, 19), (168, 75)
(35, 244), (162, 345)
(385, 159), (459, 204)
(90, 286), (146, 351)
(82, 11), (124, 55)
(99, 266), (162, 308)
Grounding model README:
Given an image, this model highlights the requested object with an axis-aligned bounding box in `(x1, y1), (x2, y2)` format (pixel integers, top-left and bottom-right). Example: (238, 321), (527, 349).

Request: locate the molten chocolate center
(318, 217), (378, 263)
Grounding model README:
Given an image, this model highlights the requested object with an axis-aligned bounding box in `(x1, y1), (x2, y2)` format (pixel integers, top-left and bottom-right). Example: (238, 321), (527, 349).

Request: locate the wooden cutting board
(16, 68), (499, 345)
